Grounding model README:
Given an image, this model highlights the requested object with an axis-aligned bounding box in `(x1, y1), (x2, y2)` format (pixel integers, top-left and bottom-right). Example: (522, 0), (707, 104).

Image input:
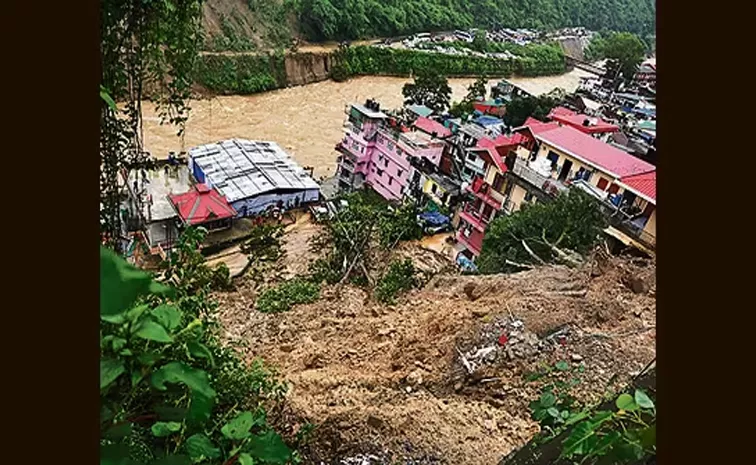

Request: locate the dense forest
(293, 0), (656, 42)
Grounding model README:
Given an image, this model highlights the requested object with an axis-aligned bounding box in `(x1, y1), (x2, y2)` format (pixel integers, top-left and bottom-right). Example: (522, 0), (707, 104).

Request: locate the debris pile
(214, 236), (656, 464)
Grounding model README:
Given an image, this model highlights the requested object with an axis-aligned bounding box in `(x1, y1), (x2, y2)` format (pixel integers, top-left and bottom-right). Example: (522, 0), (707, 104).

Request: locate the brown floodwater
(142, 70), (590, 178)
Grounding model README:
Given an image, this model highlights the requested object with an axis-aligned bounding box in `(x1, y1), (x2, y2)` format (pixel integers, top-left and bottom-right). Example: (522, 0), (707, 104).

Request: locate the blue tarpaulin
(419, 211), (450, 226)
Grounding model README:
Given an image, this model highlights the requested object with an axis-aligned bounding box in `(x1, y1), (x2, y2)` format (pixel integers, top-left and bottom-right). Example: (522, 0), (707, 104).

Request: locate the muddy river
(142, 70), (590, 178)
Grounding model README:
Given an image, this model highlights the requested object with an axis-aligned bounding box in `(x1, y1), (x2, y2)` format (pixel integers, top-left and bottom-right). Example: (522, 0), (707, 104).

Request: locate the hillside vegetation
(201, 0), (656, 50)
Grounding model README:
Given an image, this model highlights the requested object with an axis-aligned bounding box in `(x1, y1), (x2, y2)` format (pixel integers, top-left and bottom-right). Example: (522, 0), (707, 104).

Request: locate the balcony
(458, 203), (492, 232)
(510, 157), (568, 196)
(467, 176), (504, 210)
(456, 228), (484, 256)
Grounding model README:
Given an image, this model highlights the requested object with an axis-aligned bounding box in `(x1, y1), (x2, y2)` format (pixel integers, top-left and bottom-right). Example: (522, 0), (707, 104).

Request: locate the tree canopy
(477, 189), (607, 274)
(502, 89), (564, 128)
(295, 0), (656, 42)
(402, 71), (452, 113)
(585, 31), (647, 82)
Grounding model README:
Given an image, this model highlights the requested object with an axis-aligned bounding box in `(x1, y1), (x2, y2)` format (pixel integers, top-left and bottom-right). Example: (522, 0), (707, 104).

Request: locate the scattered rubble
(213, 224), (656, 464)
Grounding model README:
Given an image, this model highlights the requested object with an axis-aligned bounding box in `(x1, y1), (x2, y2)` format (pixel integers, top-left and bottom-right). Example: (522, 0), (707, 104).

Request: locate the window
(397, 148), (403, 157)
(524, 192), (534, 202)
(467, 152), (477, 161)
(397, 169), (403, 178)
(546, 151), (559, 169)
(388, 141), (395, 150)
(377, 168), (384, 177)
(596, 177), (609, 190)
(388, 177), (393, 186)
(384, 158), (389, 168)
(431, 183), (438, 194)
(493, 173), (505, 191)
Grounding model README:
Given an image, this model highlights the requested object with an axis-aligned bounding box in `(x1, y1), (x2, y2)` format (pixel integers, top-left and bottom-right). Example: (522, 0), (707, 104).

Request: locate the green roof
(407, 104), (433, 117)
(637, 120), (656, 131)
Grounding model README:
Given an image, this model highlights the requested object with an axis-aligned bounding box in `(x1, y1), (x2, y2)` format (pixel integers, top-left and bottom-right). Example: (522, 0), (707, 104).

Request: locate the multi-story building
(336, 101), (446, 202)
(455, 121), (657, 258)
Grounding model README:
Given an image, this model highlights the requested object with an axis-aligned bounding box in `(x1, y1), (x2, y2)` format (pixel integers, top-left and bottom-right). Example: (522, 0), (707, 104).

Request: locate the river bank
(142, 69), (590, 178)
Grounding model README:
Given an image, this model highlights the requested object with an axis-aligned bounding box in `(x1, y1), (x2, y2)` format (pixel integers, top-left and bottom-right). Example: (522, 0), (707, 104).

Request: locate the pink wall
(337, 112), (446, 202)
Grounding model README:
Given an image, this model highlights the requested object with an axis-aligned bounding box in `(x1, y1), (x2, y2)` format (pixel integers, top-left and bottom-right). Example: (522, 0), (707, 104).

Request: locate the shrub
(256, 279), (321, 313)
(375, 258), (417, 304)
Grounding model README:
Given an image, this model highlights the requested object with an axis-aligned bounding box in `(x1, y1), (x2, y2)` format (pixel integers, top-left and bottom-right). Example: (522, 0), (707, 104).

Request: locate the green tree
(477, 189), (607, 274)
(101, 0), (203, 252)
(586, 32), (646, 83)
(503, 90), (563, 128)
(402, 70), (452, 113)
(466, 75), (489, 102)
(471, 29), (488, 53)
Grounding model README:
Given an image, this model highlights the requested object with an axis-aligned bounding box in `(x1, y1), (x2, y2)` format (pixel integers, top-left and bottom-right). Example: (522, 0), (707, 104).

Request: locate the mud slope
(215, 254), (656, 464)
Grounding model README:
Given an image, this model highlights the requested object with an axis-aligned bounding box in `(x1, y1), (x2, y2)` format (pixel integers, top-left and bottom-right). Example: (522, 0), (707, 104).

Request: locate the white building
(188, 139), (321, 217)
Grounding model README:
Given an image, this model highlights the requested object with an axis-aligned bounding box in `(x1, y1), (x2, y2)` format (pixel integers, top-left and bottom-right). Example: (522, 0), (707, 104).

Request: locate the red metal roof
(169, 185), (237, 225)
(413, 116), (452, 138)
(473, 136), (518, 173)
(535, 125), (656, 179)
(548, 107), (619, 134)
(618, 171), (656, 204)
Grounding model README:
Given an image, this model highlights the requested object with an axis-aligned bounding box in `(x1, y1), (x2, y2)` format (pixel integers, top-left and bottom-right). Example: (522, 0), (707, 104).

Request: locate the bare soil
(212, 222), (656, 465)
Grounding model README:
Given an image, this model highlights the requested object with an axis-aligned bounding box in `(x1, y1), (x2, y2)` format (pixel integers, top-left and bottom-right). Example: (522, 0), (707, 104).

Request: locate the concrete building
(189, 139), (321, 217)
(123, 164), (192, 253)
(336, 101), (446, 202)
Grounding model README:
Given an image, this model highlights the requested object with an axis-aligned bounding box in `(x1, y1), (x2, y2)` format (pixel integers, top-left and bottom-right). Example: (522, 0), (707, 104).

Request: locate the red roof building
(413, 116), (452, 138)
(547, 107), (619, 135)
(534, 125), (655, 179)
(617, 171), (656, 205)
(169, 184), (237, 228)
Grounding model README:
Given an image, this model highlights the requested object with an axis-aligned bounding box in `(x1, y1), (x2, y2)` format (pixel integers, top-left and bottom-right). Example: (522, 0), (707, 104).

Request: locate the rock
(571, 353), (584, 362)
(367, 415), (384, 429)
(472, 308), (489, 318)
(378, 327), (396, 336)
(405, 386), (413, 394)
(279, 343), (294, 353)
(407, 369), (424, 386)
(623, 275), (648, 294)
(489, 398), (506, 408)
(463, 283), (477, 300)
(454, 382), (463, 392)
(483, 419), (496, 431)
(304, 353), (325, 369)
(391, 361), (403, 371)
(414, 360), (432, 372)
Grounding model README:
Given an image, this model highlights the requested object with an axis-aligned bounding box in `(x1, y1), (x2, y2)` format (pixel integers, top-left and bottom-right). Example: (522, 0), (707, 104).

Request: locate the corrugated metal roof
(189, 139), (320, 203)
(618, 171), (656, 204)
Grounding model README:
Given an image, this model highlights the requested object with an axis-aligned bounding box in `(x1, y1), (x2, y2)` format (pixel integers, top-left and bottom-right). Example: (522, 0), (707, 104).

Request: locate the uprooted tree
(477, 189), (608, 274)
(310, 190), (423, 287)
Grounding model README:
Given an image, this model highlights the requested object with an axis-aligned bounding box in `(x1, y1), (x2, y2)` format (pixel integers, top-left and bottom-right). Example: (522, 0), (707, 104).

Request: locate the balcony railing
(468, 176), (504, 210)
(459, 203), (492, 232)
(510, 157), (568, 196)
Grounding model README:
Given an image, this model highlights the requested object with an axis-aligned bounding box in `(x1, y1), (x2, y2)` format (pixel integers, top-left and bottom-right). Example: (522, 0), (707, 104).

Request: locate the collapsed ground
(212, 214), (656, 464)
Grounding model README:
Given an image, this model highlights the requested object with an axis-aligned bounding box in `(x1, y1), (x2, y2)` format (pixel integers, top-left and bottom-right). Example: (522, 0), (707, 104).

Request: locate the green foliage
(295, 0), (656, 42)
(559, 389), (656, 463)
(101, 227), (294, 465)
(100, 0), (203, 250)
(466, 75), (488, 102)
(256, 279), (321, 313)
(403, 70), (453, 113)
(585, 31), (647, 82)
(448, 100), (475, 119)
(194, 53), (287, 95)
(477, 189), (607, 274)
(162, 227), (233, 295)
(310, 190), (423, 286)
(375, 258), (417, 304)
(503, 90), (563, 127)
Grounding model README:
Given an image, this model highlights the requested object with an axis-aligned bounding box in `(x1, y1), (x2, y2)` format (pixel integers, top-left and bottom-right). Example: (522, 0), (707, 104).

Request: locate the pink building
(336, 101), (446, 201)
